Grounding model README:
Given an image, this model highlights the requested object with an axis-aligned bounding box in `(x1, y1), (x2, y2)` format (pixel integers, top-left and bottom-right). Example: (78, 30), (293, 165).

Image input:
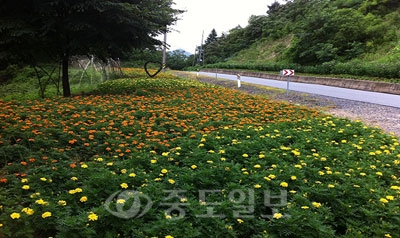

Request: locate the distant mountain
(170, 48), (192, 56)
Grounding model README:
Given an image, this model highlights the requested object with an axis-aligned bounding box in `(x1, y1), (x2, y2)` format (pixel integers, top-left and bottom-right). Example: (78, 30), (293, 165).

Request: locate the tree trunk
(61, 53), (71, 97)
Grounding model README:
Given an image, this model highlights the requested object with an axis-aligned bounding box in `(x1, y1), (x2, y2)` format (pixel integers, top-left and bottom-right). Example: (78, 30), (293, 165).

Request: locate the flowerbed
(0, 70), (399, 237)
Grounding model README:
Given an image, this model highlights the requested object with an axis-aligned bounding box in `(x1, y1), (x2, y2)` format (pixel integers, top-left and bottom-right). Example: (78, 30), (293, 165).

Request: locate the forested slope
(201, 0), (400, 79)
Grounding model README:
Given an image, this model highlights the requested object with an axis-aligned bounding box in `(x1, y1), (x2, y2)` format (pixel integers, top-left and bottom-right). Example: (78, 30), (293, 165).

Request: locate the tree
(167, 50), (190, 70)
(0, 0), (183, 97)
(204, 29), (218, 46)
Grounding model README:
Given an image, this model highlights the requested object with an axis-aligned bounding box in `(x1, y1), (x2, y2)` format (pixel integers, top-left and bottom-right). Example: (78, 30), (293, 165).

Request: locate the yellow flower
(121, 169), (127, 174)
(21, 207), (34, 215)
(291, 150), (300, 156)
(254, 164), (261, 169)
(88, 212), (98, 221)
(273, 213), (283, 219)
(259, 154), (265, 159)
(291, 176), (297, 180)
(120, 183), (128, 189)
(165, 236), (174, 238)
(129, 173), (136, 177)
(40, 177), (47, 181)
(301, 206), (309, 209)
(80, 196), (88, 202)
(242, 154), (249, 158)
(58, 200), (67, 206)
(280, 182), (288, 188)
(191, 165), (197, 169)
(237, 218), (244, 223)
(312, 202), (322, 208)
(386, 195), (394, 201)
(117, 199), (126, 204)
(71, 176), (78, 181)
(22, 185), (30, 190)
(376, 172), (383, 176)
(42, 212), (52, 219)
(150, 159), (157, 164)
(328, 184), (335, 188)
(35, 199), (48, 205)
(380, 198), (389, 203)
(385, 234), (392, 238)
(81, 164), (88, 168)
(21, 178), (28, 183)
(161, 169), (168, 174)
(10, 212), (21, 219)
(168, 179), (175, 184)
(254, 184), (262, 189)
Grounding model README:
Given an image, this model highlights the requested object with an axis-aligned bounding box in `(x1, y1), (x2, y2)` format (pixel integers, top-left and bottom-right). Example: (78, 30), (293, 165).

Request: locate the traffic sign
(282, 69), (294, 76)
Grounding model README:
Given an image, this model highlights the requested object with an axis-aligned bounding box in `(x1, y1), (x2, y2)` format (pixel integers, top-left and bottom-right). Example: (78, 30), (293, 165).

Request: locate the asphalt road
(198, 72), (400, 108)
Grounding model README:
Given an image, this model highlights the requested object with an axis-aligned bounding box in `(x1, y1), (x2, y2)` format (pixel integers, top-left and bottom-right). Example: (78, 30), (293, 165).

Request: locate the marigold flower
(35, 199), (48, 205)
(22, 185), (30, 190)
(120, 183), (128, 189)
(168, 179), (175, 184)
(42, 212), (52, 219)
(273, 213), (283, 219)
(161, 169), (168, 174)
(80, 196), (88, 202)
(386, 195), (394, 201)
(58, 200), (67, 206)
(280, 182), (288, 187)
(117, 199), (126, 204)
(191, 165), (197, 169)
(301, 206), (309, 209)
(21, 207), (34, 215)
(10, 212), (20, 219)
(129, 173), (136, 177)
(237, 218), (244, 223)
(88, 212), (98, 221)
(380, 198), (389, 203)
(254, 184), (262, 189)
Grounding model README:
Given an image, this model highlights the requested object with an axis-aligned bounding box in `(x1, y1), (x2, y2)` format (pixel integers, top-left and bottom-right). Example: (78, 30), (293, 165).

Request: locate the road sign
(281, 69), (294, 76)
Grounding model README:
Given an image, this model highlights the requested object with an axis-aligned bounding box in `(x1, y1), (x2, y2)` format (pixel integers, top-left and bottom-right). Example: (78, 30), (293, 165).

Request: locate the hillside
(200, 0), (400, 80)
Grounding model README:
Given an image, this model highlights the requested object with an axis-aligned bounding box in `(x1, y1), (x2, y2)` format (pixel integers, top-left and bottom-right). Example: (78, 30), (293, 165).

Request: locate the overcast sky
(164, 0), (281, 54)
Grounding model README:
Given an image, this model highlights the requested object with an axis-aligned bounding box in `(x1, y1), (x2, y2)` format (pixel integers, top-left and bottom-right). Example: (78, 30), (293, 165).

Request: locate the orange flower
(0, 178), (7, 183)
(70, 163), (77, 169)
(20, 161), (27, 166)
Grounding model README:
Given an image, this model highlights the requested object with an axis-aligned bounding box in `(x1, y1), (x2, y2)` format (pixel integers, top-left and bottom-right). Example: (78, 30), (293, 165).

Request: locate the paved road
(198, 72), (400, 108)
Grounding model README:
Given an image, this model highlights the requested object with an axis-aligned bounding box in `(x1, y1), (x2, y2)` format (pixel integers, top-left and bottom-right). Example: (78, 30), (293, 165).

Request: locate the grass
(0, 68), (399, 237)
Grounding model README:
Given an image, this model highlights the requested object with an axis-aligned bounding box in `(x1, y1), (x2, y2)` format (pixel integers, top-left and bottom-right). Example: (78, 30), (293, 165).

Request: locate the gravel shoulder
(173, 72), (400, 138)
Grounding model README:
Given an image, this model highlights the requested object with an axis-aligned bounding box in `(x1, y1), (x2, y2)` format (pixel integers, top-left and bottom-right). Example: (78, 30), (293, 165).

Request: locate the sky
(163, 0), (281, 54)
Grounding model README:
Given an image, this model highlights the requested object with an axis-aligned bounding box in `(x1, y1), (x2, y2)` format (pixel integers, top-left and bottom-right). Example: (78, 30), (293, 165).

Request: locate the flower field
(0, 69), (399, 237)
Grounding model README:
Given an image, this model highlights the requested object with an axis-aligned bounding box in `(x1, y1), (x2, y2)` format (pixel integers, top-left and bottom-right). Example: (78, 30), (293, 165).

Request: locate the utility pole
(162, 26), (167, 72)
(198, 31), (204, 65)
